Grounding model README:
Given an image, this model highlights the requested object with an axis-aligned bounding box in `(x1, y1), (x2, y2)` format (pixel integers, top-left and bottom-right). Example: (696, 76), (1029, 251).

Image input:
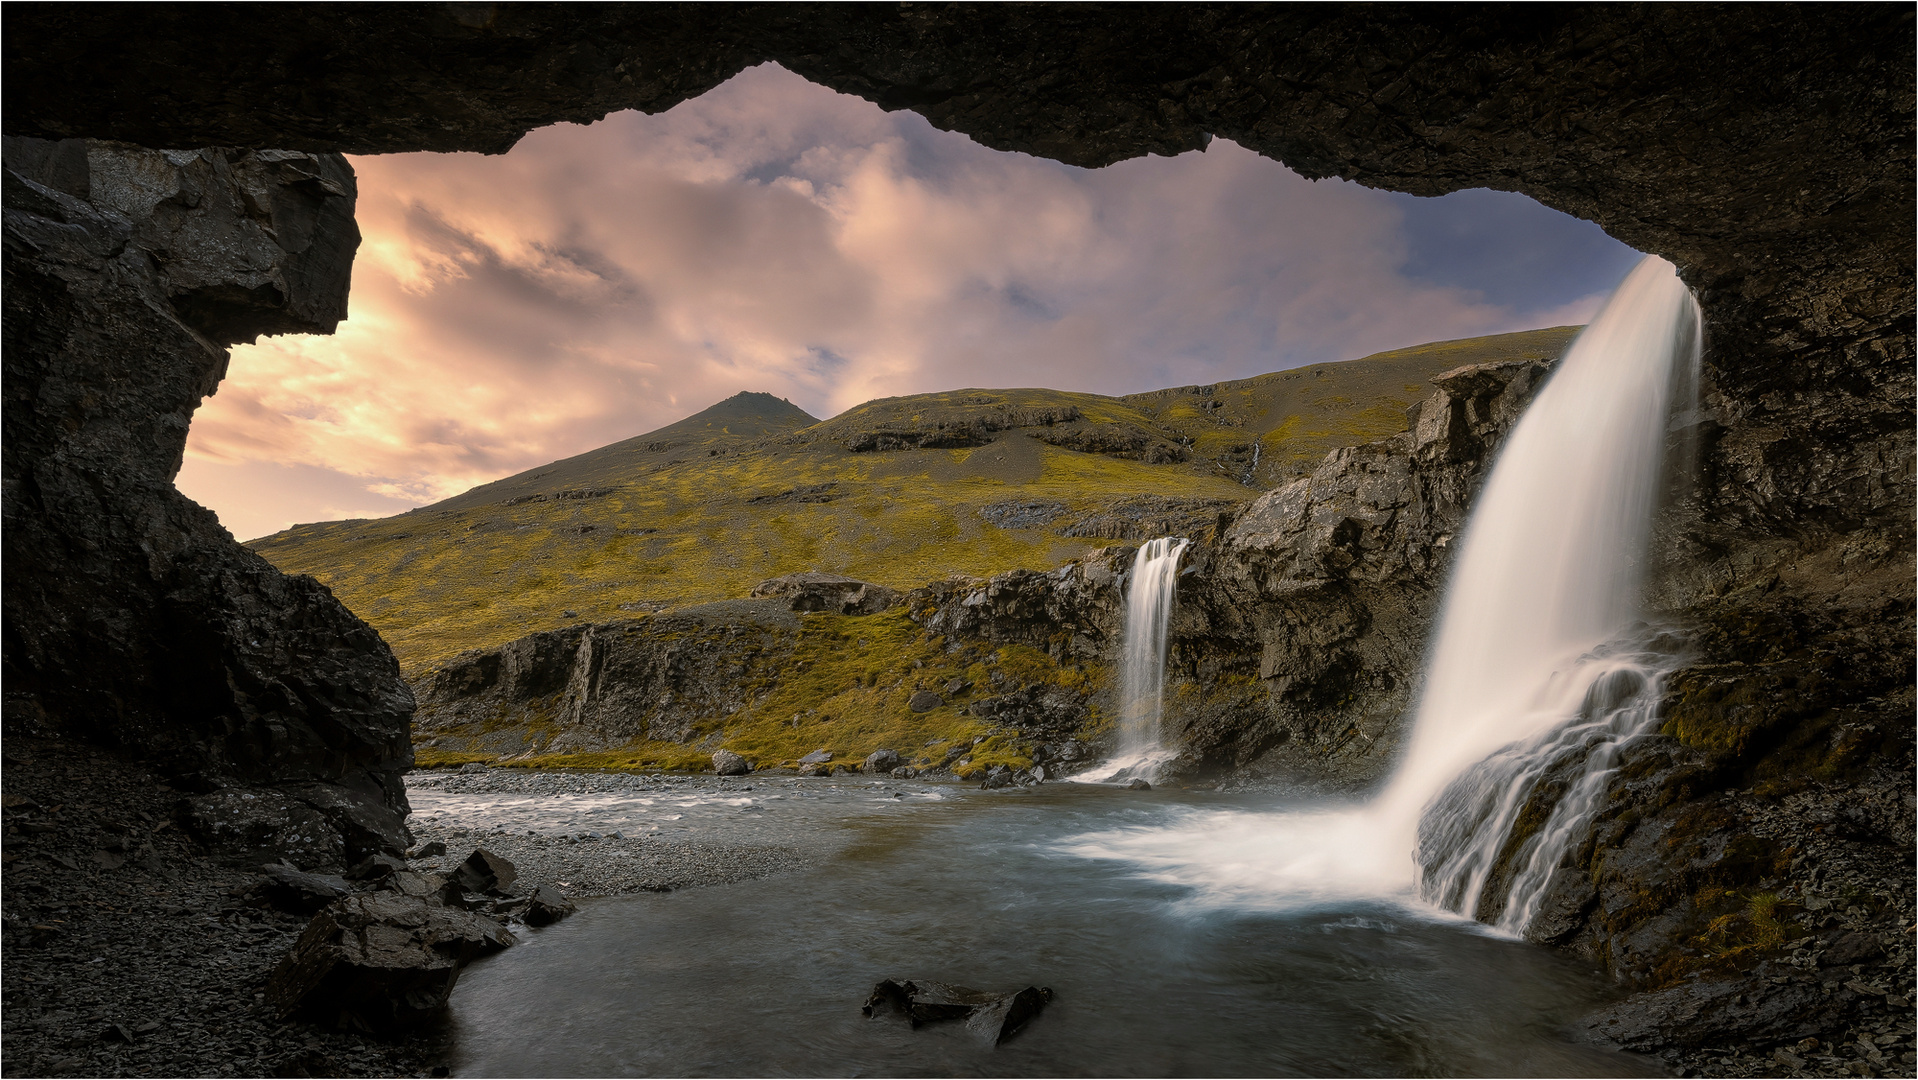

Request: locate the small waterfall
(1380, 254), (1702, 927)
(1080, 537), (1190, 782)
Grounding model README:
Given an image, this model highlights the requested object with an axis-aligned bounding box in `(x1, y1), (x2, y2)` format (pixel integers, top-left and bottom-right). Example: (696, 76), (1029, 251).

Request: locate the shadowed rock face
(2, 138), (413, 862)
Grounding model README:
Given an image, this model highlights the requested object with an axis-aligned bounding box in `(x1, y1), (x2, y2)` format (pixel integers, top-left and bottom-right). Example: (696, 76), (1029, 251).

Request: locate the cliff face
(2, 138), (413, 866)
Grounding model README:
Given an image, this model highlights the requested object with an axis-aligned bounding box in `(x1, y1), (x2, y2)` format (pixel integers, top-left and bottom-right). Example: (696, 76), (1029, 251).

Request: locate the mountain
(249, 327), (1580, 676)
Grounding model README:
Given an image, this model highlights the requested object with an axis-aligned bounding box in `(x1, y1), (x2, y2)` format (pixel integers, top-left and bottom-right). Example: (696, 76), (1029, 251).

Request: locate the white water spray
(1079, 537), (1190, 782)
(1064, 257), (1701, 930)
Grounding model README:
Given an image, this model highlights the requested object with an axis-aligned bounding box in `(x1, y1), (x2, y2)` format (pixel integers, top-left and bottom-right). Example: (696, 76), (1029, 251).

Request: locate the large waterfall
(1064, 256), (1702, 932)
(1079, 537), (1190, 783)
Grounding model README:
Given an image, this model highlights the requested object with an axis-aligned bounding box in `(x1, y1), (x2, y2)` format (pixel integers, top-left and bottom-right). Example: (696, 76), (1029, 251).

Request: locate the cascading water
(1063, 256), (1702, 933)
(1077, 536), (1190, 782)
(1386, 254), (1700, 927)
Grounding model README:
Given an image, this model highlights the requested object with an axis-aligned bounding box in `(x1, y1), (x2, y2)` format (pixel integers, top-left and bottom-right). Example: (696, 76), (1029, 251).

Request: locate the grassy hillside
(252, 327), (1578, 677)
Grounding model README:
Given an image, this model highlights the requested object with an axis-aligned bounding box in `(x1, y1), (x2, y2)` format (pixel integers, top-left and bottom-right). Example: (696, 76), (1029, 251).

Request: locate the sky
(176, 63), (1643, 543)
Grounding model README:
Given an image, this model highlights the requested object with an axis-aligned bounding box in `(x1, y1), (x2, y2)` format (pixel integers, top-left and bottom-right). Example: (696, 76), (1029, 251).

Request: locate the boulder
(1123, 778), (1151, 790)
(751, 573), (899, 616)
(712, 749), (751, 776)
(862, 979), (1053, 1045)
(798, 749), (833, 765)
(890, 766), (919, 780)
(265, 892), (515, 1032)
(981, 767), (1014, 790)
(257, 864), (351, 914)
(862, 749), (902, 774)
(907, 691), (944, 713)
(410, 841), (447, 858)
(523, 884), (577, 927)
(454, 849), (518, 895)
(944, 679), (973, 696)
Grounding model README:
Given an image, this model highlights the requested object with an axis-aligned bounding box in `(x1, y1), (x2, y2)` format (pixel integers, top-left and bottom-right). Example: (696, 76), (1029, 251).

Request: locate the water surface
(441, 781), (1659, 1077)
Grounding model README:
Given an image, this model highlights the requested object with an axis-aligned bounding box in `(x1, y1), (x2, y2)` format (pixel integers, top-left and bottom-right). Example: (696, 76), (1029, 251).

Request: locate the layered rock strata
(1, 138), (413, 864)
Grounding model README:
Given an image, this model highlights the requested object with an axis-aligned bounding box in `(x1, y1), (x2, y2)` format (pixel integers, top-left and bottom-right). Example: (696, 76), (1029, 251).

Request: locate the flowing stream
(1076, 537), (1190, 783)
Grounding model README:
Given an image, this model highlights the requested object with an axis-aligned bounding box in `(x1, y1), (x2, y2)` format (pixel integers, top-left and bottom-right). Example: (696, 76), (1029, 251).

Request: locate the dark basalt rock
(861, 749), (901, 773)
(454, 848), (518, 895)
(863, 979), (1053, 1045)
(2, 137), (413, 858)
(256, 863), (352, 915)
(522, 884), (577, 928)
(264, 891), (515, 1033)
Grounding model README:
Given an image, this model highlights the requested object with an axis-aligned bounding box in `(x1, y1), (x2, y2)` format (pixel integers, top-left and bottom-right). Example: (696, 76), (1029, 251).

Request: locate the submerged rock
(863, 979), (1053, 1045)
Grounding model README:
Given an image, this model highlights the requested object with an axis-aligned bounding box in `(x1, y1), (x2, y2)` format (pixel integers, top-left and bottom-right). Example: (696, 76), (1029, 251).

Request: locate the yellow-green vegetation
(421, 608), (1111, 777)
(251, 327), (1580, 678)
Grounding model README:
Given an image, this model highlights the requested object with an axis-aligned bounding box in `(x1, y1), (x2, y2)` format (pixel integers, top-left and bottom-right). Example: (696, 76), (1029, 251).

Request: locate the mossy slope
(251, 327), (1579, 677)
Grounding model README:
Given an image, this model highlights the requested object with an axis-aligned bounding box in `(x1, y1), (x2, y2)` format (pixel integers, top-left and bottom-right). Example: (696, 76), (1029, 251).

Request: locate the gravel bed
(1, 739), (447, 1078)
(406, 826), (804, 897)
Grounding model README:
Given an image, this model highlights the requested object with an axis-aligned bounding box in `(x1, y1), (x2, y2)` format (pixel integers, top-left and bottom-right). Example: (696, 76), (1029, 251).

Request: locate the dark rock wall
(2, 138), (413, 863)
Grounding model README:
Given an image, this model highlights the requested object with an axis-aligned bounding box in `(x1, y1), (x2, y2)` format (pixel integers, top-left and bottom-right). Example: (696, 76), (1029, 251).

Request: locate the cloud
(179, 62), (1639, 542)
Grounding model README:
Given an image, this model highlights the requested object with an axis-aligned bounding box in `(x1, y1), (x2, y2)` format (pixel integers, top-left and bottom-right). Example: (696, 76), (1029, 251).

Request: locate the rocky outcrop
(751, 572), (898, 615)
(904, 359), (1555, 788)
(1, 137), (413, 865)
(415, 600), (803, 756)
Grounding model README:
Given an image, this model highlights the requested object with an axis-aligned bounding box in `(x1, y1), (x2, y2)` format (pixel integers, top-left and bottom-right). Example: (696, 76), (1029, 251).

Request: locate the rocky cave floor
(0, 739), (449, 1078)
(0, 742), (816, 1078)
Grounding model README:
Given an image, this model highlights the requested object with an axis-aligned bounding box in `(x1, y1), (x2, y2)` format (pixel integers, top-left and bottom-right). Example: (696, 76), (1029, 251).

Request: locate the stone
(257, 864), (351, 915)
(981, 768), (1014, 790)
(798, 750), (833, 765)
(712, 749), (751, 776)
(523, 884), (577, 927)
(410, 841), (447, 859)
(459, 763), (487, 774)
(862, 749), (901, 774)
(265, 892), (515, 1032)
(454, 849), (518, 895)
(907, 691), (945, 713)
(345, 854), (407, 882)
(862, 979), (1053, 1045)
(1823, 932), (1884, 967)
(1029, 765), (1047, 782)
(944, 678), (973, 696)
(1124, 778), (1151, 790)
(890, 766), (918, 780)
(751, 572), (899, 615)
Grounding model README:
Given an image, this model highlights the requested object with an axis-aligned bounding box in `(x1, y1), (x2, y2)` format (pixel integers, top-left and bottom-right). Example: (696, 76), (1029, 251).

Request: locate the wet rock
(1123, 778), (1152, 790)
(257, 864), (351, 914)
(890, 766), (918, 780)
(265, 892), (515, 1032)
(863, 979), (1053, 1045)
(862, 749), (902, 773)
(1585, 971), (1847, 1051)
(907, 691), (944, 713)
(523, 884), (577, 927)
(751, 572), (898, 615)
(454, 848), (518, 895)
(712, 749), (751, 776)
(981, 767), (1014, 790)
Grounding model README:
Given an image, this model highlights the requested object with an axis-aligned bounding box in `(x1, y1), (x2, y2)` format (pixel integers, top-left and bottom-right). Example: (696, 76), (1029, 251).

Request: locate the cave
(3, 3), (1912, 1064)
